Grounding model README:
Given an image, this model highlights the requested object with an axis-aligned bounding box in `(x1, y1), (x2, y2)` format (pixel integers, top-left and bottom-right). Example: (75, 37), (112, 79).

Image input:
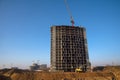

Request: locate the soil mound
(0, 66), (120, 80)
(0, 74), (11, 80)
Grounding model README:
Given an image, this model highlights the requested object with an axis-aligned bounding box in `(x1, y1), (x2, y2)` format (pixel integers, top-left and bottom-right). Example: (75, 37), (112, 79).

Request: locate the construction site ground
(0, 66), (120, 80)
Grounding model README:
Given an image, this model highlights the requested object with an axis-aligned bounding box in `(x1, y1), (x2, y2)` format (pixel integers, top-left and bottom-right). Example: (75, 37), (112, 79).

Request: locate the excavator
(75, 64), (87, 72)
(75, 67), (83, 72)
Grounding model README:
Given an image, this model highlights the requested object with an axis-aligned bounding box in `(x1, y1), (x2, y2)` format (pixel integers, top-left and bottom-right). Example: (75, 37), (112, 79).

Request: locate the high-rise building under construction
(50, 25), (90, 72)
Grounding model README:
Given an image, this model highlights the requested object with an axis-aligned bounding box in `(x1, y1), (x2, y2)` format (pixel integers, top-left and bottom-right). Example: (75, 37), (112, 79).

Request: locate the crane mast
(64, 0), (75, 27)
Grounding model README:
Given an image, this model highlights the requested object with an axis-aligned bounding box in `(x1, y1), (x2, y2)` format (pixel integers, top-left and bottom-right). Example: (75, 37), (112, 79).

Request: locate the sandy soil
(0, 66), (120, 80)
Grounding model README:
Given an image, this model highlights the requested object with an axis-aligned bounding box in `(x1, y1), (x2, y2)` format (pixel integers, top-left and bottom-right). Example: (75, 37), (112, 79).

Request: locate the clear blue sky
(0, 0), (120, 69)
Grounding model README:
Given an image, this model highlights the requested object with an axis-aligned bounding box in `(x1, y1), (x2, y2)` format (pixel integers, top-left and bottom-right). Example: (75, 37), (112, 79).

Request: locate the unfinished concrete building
(50, 25), (90, 72)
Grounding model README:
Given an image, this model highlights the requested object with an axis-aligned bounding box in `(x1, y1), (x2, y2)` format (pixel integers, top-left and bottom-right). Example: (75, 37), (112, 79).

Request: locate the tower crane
(64, 0), (75, 27)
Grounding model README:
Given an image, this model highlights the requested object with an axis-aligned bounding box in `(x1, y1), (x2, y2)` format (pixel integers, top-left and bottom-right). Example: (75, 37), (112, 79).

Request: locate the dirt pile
(103, 66), (120, 80)
(0, 66), (120, 80)
(0, 74), (11, 80)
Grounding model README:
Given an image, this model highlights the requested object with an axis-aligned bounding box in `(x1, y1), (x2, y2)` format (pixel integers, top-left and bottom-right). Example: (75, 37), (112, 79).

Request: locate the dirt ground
(0, 66), (120, 80)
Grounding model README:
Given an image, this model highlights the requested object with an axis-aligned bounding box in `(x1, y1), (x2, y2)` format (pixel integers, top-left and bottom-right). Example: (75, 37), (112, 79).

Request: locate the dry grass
(0, 66), (120, 80)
